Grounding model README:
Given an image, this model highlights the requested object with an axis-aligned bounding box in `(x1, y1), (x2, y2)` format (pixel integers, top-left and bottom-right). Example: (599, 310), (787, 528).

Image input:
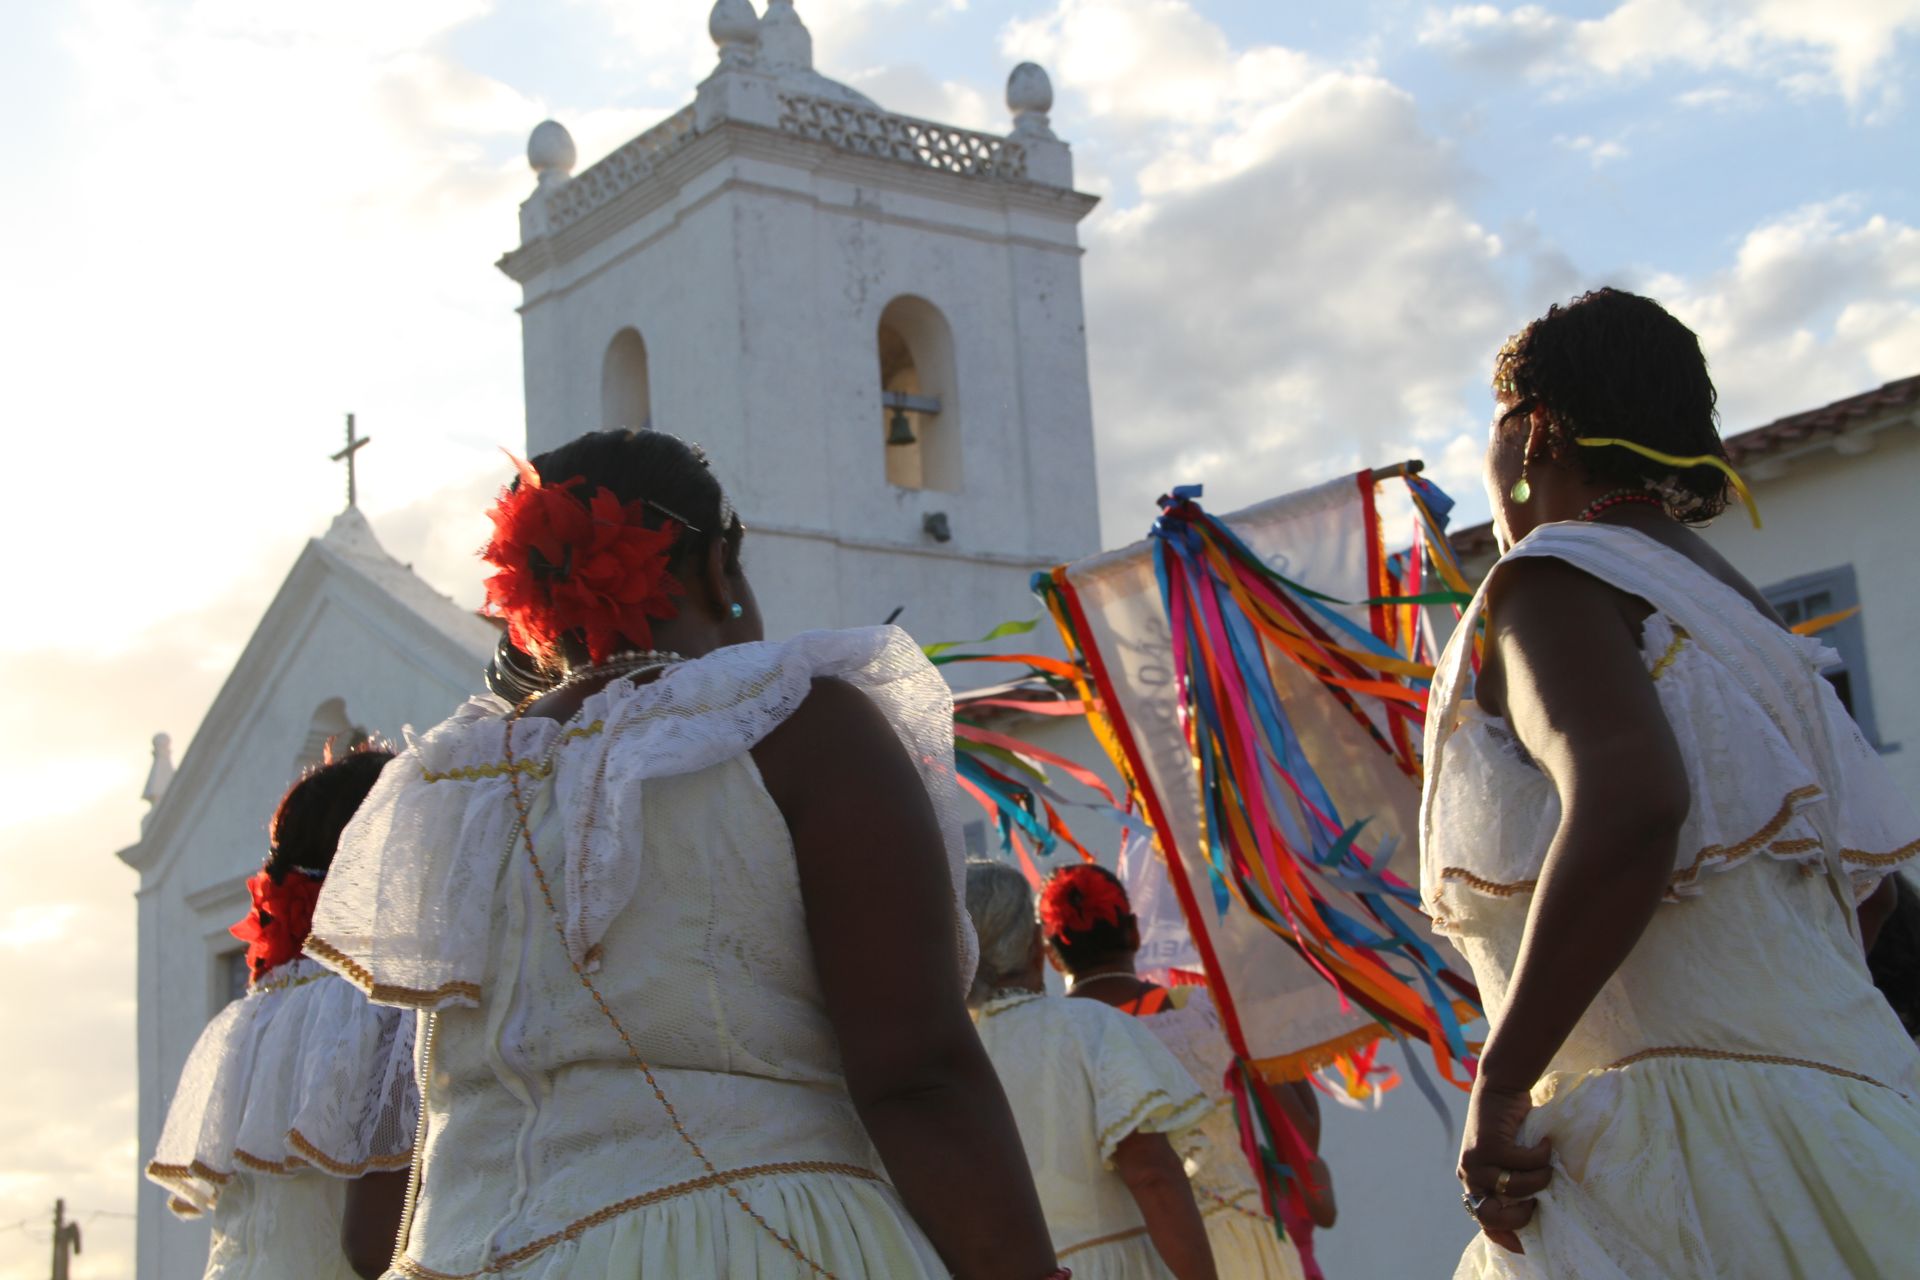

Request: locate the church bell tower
(497, 0), (1102, 645)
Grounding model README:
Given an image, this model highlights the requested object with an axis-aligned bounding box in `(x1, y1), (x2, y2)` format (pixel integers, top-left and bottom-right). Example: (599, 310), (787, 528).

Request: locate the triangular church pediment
(121, 509), (495, 890)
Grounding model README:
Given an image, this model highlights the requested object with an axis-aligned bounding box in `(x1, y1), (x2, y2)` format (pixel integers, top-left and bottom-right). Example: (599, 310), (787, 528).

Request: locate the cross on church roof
(330, 413), (371, 509)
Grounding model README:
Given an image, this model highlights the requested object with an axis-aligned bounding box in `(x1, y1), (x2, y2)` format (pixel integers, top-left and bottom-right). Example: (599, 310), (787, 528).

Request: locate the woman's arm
(1275, 1083), (1335, 1228)
(755, 678), (1056, 1280)
(1112, 1131), (1219, 1280)
(341, 1170), (408, 1279)
(1463, 560), (1692, 1251)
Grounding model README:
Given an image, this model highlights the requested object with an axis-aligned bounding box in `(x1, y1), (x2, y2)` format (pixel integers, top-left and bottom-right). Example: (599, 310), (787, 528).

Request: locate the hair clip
(644, 498), (702, 534)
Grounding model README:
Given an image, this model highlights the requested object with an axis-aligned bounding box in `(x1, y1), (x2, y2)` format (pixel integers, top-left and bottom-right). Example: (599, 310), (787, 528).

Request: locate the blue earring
(728, 603), (744, 620)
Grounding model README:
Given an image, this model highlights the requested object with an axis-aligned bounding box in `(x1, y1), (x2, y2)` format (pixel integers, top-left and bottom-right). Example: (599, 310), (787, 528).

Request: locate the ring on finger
(1496, 1169), (1513, 1197)
(1461, 1190), (1490, 1220)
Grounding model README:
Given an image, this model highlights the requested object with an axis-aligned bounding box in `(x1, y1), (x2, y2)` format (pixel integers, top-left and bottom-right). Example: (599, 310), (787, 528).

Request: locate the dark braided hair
(1041, 863), (1138, 974)
(264, 744), (395, 882)
(486, 430), (746, 686)
(1494, 288), (1731, 524)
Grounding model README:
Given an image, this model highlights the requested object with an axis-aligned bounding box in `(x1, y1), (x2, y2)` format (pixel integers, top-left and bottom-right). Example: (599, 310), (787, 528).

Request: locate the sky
(1, 0), (1916, 1273)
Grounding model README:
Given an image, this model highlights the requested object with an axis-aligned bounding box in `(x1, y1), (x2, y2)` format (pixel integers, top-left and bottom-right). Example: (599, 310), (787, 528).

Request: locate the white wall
(1699, 428), (1920, 803)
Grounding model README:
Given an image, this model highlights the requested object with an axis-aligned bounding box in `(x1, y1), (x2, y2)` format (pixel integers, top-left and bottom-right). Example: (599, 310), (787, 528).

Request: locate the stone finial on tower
(760, 0), (813, 71)
(528, 120), (577, 193)
(1007, 62), (1056, 140)
(141, 732), (174, 832)
(710, 0), (761, 68)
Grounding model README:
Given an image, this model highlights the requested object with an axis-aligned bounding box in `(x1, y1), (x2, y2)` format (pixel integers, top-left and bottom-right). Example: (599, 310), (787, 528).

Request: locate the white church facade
(119, 4), (1107, 1274)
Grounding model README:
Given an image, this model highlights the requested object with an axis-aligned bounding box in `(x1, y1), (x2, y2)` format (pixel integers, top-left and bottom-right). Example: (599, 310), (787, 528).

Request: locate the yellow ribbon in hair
(1576, 437), (1762, 529)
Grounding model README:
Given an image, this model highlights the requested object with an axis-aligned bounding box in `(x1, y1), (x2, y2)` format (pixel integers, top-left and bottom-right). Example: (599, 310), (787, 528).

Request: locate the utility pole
(49, 1198), (81, 1280)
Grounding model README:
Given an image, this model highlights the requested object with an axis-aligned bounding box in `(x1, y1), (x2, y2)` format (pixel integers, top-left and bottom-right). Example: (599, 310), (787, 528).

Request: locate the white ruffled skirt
(1454, 1056), (1920, 1279)
(385, 1169), (947, 1279)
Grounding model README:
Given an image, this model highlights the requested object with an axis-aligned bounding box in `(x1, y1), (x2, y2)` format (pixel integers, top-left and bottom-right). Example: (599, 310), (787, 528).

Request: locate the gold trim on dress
(303, 936), (483, 1009)
(1095, 1088), (1211, 1152)
(230, 1139), (409, 1179)
(1648, 627), (1690, 680)
(976, 991), (1045, 1021)
(1840, 837), (1920, 867)
(252, 970), (327, 997)
(1058, 1225), (1151, 1259)
(388, 1161), (884, 1279)
(1435, 785), (1825, 904)
(418, 721), (608, 784)
(1665, 786), (1823, 892)
(1601, 1045), (1891, 1091)
(1198, 1185), (1271, 1223)
(1438, 867), (1536, 897)
(285, 1129), (414, 1178)
(144, 1157), (233, 1187)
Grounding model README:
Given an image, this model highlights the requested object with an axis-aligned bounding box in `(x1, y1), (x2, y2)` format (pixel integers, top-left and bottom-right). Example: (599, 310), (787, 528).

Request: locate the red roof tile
(1721, 374), (1920, 464)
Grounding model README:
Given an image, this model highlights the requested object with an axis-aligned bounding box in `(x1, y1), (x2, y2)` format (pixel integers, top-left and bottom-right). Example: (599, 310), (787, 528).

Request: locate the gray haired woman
(965, 860), (1221, 1280)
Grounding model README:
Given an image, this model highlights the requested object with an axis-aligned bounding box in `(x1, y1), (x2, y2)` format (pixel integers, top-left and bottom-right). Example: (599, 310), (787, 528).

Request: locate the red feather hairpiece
(230, 868), (325, 984)
(1038, 864), (1132, 940)
(480, 452), (684, 666)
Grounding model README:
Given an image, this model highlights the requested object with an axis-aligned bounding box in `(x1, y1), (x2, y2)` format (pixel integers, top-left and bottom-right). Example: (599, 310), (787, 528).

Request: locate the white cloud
(1003, 0), (1315, 127)
(1555, 132), (1630, 165)
(1418, 3), (1571, 69)
(846, 65), (999, 129)
(1420, 0), (1920, 107)
(1644, 200), (1920, 430)
(1000, 2), (1513, 532)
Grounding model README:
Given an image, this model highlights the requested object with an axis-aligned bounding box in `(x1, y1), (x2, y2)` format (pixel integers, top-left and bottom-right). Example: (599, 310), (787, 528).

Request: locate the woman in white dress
(147, 746), (417, 1279)
(964, 858), (1220, 1280)
(1037, 863), (1319, 1280)
(309, 430), (1061, 1280)
(1424, 287), (1920, 1277)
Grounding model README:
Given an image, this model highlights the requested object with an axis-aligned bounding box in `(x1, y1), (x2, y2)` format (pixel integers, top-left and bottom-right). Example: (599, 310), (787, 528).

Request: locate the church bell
(886, 405), (918, 448)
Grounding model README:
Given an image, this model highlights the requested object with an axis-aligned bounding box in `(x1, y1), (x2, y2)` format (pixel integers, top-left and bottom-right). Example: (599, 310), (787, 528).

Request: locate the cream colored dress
(146, 956), (418, 1280)
(1421, 523), (1920, 1279)
(1138, 988), (1306, 1280)
(974, 991), (1213, 1280)
(310, 629), (971, 1279)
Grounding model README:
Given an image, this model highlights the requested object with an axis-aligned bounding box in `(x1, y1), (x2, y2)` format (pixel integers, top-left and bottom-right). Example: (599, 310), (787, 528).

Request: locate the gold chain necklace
(501, 714), (837, 1277)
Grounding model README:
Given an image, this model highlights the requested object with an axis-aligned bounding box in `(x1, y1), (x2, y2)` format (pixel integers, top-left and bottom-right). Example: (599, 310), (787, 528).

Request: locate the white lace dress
(1421, 523), (1920, 1279)
(1137, 988), (1306, 1280)
(146, 956), (418, 1280)
(309, 628), (972, 1279)
(973, 991), (1213, 1280)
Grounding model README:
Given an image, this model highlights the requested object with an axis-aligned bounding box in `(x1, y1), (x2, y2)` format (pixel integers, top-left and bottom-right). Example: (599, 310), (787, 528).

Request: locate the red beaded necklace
(1578, 490), (1664, 523)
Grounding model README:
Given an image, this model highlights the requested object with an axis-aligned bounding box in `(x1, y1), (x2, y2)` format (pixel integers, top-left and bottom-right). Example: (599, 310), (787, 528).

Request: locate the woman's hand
(1458, 1081), (1552, 1255)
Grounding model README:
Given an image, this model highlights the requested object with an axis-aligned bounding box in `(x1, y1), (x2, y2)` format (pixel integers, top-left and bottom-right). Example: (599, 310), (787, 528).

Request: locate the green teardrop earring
(1510, 451), (1533, 505)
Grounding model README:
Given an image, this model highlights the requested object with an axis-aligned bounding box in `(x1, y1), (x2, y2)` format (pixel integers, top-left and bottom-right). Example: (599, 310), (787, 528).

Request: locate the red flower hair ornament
(230, 868), (325, 984)
(1039, 865), (1132, 940)
(481, 453), (684, 666)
